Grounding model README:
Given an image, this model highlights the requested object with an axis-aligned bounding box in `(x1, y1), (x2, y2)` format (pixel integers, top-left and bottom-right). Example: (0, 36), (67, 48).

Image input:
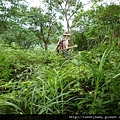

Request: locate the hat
(63, 32), (71, 36)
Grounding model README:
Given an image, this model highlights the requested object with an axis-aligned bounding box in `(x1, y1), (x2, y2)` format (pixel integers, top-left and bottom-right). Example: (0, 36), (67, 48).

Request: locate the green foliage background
(0, 41), (120, 114)
(0, 0), (120, 115)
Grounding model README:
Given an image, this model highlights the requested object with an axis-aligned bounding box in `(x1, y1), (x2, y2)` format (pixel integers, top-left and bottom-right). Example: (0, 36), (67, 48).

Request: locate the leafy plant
(0, 39), (120, 114)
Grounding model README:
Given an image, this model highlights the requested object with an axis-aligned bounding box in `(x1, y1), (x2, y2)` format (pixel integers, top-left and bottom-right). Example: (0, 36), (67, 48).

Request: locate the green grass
(0, 42), (120, 114)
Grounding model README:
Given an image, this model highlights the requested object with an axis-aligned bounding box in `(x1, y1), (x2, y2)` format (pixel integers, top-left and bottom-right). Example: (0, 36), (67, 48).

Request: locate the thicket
(0, 41), (120, 114)
(0, 0), (120, 115)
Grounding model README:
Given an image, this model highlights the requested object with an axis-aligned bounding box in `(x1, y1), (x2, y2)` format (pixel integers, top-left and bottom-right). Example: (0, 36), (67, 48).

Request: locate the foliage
(72, 3), (120, 50)
(72, 31), (87, 50)
(25, 7), (63, 50)
(0, 0), (63, 50)
(0, 0), (120, 115)
(0, 0), (39, 49)
(43, 0), (83, 32)
(0, 41), (120, 114)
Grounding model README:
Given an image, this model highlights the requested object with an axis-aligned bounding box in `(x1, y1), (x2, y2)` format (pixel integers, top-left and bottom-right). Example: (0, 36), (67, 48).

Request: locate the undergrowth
(0, 42), (120, 114)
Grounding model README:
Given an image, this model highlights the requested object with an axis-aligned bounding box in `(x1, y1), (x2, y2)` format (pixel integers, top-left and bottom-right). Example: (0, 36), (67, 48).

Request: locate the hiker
(56, 32), (70, 56)
(56, 32), (77, 56)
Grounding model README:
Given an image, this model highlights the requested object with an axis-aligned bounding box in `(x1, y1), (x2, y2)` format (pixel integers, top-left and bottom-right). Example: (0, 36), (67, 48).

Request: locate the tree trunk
(65, 15), (70, 32)
(64, 15), (74, 46)
(45, 42), (48, 51)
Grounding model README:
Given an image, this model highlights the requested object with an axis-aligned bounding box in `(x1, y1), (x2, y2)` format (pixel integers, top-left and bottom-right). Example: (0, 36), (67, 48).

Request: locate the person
(56, 32), (77, 56)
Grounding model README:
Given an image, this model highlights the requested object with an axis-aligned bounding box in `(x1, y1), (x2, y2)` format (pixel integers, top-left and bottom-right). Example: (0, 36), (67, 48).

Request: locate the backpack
(56, 40), (64, 53)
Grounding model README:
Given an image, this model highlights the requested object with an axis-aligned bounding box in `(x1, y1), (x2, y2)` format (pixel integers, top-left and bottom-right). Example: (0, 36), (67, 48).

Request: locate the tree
(72, 2), (120, 50)
(0, 0), (41, 49)
(0, 0), (27, 33)
(43, 0), (83, 33)
(26, 7), (63, 50)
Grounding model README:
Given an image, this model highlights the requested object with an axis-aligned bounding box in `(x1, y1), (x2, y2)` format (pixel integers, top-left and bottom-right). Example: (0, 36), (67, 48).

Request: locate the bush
(0, 42), (120, 114)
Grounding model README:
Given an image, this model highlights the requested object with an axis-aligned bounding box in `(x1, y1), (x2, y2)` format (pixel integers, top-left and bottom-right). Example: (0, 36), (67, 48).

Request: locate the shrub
(0, 42), (120, 114)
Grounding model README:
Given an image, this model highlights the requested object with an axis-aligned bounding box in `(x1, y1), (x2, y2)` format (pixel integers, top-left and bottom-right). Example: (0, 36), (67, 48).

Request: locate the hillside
(0, 42), (120, 114)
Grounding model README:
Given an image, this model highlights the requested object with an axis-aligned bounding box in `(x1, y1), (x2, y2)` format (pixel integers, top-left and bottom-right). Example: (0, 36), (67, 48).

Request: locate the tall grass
(91, 44), (115, 113)
(0, 42), (120, 114)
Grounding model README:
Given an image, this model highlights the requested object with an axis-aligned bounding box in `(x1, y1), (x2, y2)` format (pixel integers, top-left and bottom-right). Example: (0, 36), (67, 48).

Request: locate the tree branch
(68, 3), (82, 20)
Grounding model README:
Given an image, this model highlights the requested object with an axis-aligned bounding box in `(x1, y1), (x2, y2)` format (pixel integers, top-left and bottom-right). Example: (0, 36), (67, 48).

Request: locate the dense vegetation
(0, 0), (120, 114)
(0, 41), (120, 114)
